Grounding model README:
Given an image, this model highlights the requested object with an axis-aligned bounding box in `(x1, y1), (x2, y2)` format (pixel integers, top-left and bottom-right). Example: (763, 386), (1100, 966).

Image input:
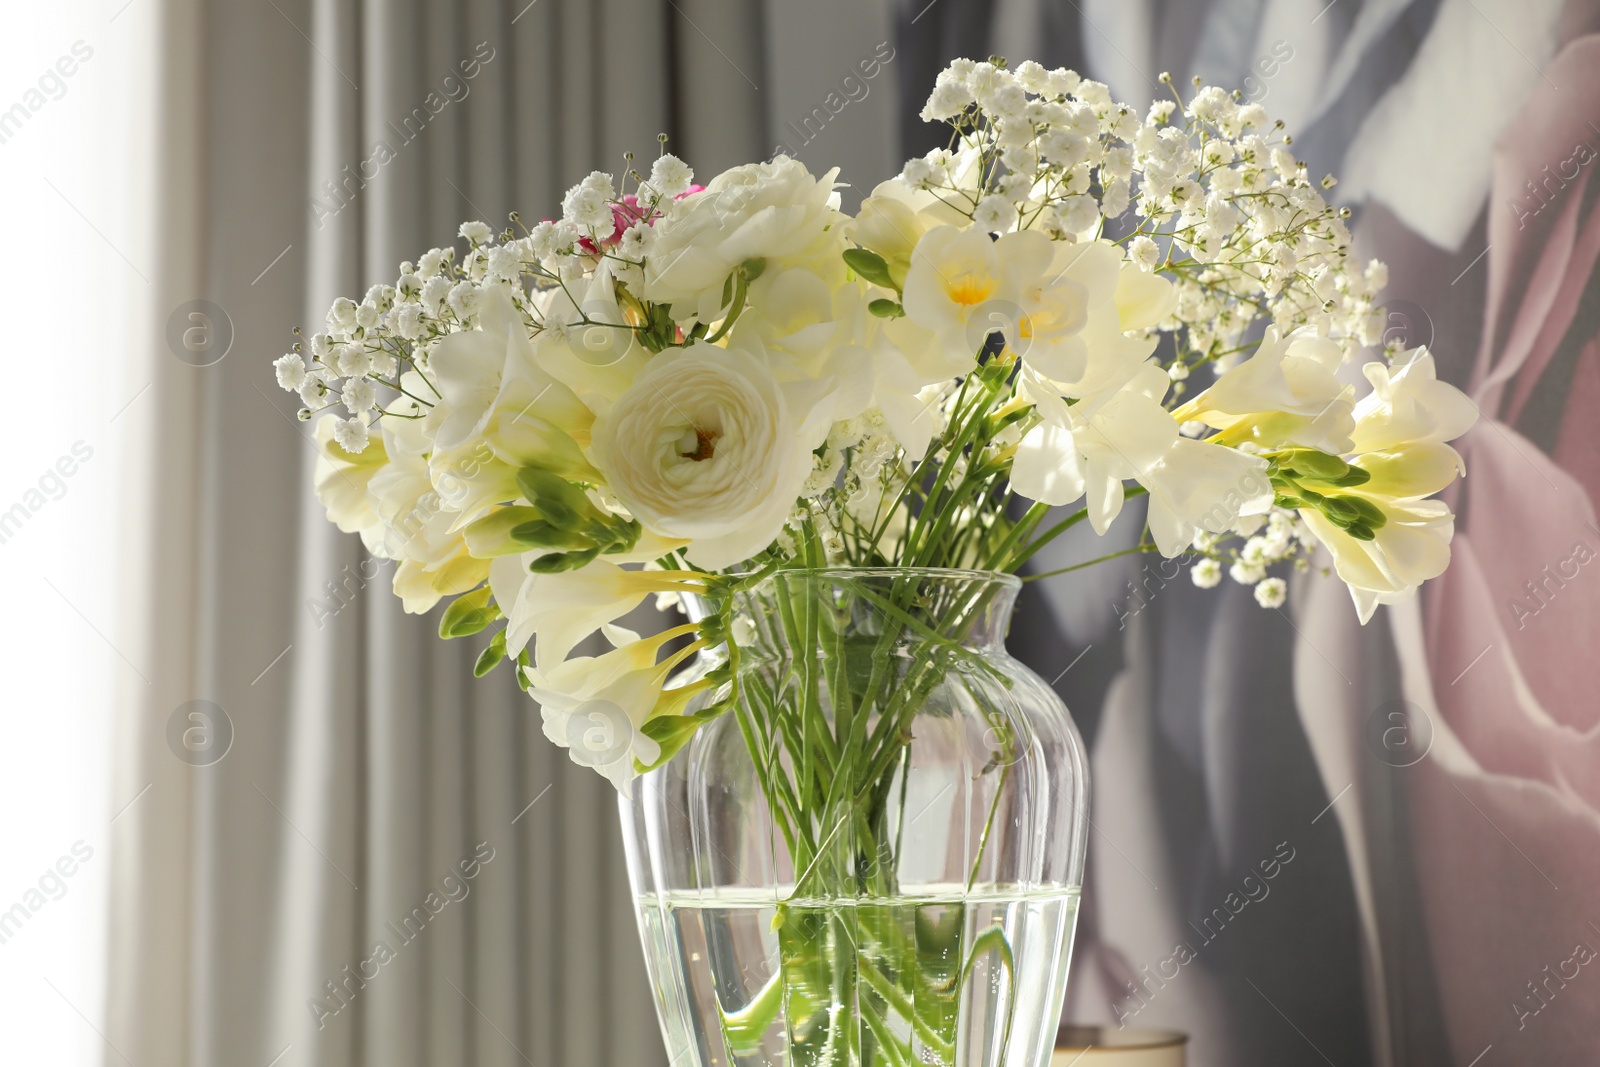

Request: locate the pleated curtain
(106, 2), (894, 1066)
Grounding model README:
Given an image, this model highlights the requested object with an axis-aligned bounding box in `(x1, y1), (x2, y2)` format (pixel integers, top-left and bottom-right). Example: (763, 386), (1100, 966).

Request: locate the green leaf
(473, 630), (507, 677)
(867, 298), (905, 319)
(439, 586), (499, 639)
(843, 248), (895, 289)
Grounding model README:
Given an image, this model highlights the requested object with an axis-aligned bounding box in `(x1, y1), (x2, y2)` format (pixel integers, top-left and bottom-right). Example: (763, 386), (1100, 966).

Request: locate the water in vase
(637, 885), (1080, 1067)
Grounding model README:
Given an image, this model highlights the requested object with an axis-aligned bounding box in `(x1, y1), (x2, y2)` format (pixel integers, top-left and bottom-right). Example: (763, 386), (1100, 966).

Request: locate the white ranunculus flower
(589, 341), (832, 569)
(1012, 364), (1179, 534)
(642, 155), (842, 324)
(1139, 438), (1274, 557)
(1175, 327), (1356, 453)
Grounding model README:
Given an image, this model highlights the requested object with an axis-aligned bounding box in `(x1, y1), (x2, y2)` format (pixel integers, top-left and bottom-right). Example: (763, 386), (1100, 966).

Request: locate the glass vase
(619, 568), (1089, 1067)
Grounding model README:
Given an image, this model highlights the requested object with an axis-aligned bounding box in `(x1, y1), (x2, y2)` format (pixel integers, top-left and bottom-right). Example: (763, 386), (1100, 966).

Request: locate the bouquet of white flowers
(276, 57), (1475, 1066)
(277, 58), (1472, 789)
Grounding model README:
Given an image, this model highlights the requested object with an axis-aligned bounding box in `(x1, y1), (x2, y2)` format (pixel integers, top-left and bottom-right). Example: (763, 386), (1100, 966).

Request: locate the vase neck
(729, 568), (1020, 659)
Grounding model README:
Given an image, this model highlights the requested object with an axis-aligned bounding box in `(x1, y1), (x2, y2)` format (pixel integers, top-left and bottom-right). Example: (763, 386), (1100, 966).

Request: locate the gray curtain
(107, 2), (896, 1065)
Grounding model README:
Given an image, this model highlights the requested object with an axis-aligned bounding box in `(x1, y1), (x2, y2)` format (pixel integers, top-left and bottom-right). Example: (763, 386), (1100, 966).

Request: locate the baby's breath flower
(341, 377), (376, 416)
(447, 281), (479, 319)
(297, 375), (330, 408)
(458, 220), (494, 245)
(972, 195), (1015, 233)
(416, 248), (445, 277)
(274, 353), (307, 391)
(327, 297), (358, 334)
(1229, 560), (1266, 585)
(1191, 558), (1222, 588)
(648, 154), (693, 198)
(332, 416), (369, 453)
(1253, 577), (1287, 608)
(1129, 235), (1161, 272)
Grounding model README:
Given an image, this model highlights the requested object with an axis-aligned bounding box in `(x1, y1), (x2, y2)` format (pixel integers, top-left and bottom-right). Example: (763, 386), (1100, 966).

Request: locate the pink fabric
(1413, 35), (1600, 1061)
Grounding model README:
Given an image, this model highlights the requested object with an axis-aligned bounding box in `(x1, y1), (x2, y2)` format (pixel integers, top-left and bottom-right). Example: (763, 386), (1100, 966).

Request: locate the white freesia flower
(490, 558), (703, 669)
(733, 261), (945, 456)
(431, 287), (573, 447)
(525, 624), (702, 793)
(423, 285), (596, 523)
(534, 266), (651, 415)
(902, 226), (1047, 366)
(312, 415), (388, 554)
(1301, 499), (1455, 624)
(1285, 348), (1475, 622)
(1349, 348), (1477, 454)
(734, 262), (856, 381)
(1174, 327), (1355, 453)
(851, 179), (963, 287)
(1139, 438), (1274, 556)
(1010, 239), (1162, 393)
(365, 450), (489, 612)
(642, 156), (842, 324)
(589, 342), (833, 569)
(1012, 364), (1178, 534)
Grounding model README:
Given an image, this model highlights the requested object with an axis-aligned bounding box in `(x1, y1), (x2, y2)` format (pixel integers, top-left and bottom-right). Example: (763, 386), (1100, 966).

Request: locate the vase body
(619, 569), (1089, 1067)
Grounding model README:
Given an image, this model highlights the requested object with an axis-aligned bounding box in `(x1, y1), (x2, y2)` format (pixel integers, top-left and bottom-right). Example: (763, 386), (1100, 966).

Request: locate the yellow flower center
(944, 271), (997, 307)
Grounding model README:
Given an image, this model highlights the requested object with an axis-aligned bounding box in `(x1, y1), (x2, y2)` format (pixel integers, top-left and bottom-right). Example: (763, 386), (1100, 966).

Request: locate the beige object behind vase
(1053, 1026), (1187, 1066)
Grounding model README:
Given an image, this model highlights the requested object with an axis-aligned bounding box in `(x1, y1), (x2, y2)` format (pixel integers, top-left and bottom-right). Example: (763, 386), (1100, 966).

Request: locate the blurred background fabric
(100, 1), (1600, 1065)
(900, 1), (1600, 1065)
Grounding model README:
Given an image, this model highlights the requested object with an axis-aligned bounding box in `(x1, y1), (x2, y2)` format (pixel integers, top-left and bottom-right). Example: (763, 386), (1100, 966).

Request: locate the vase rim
(739, 566), (1022, 590)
